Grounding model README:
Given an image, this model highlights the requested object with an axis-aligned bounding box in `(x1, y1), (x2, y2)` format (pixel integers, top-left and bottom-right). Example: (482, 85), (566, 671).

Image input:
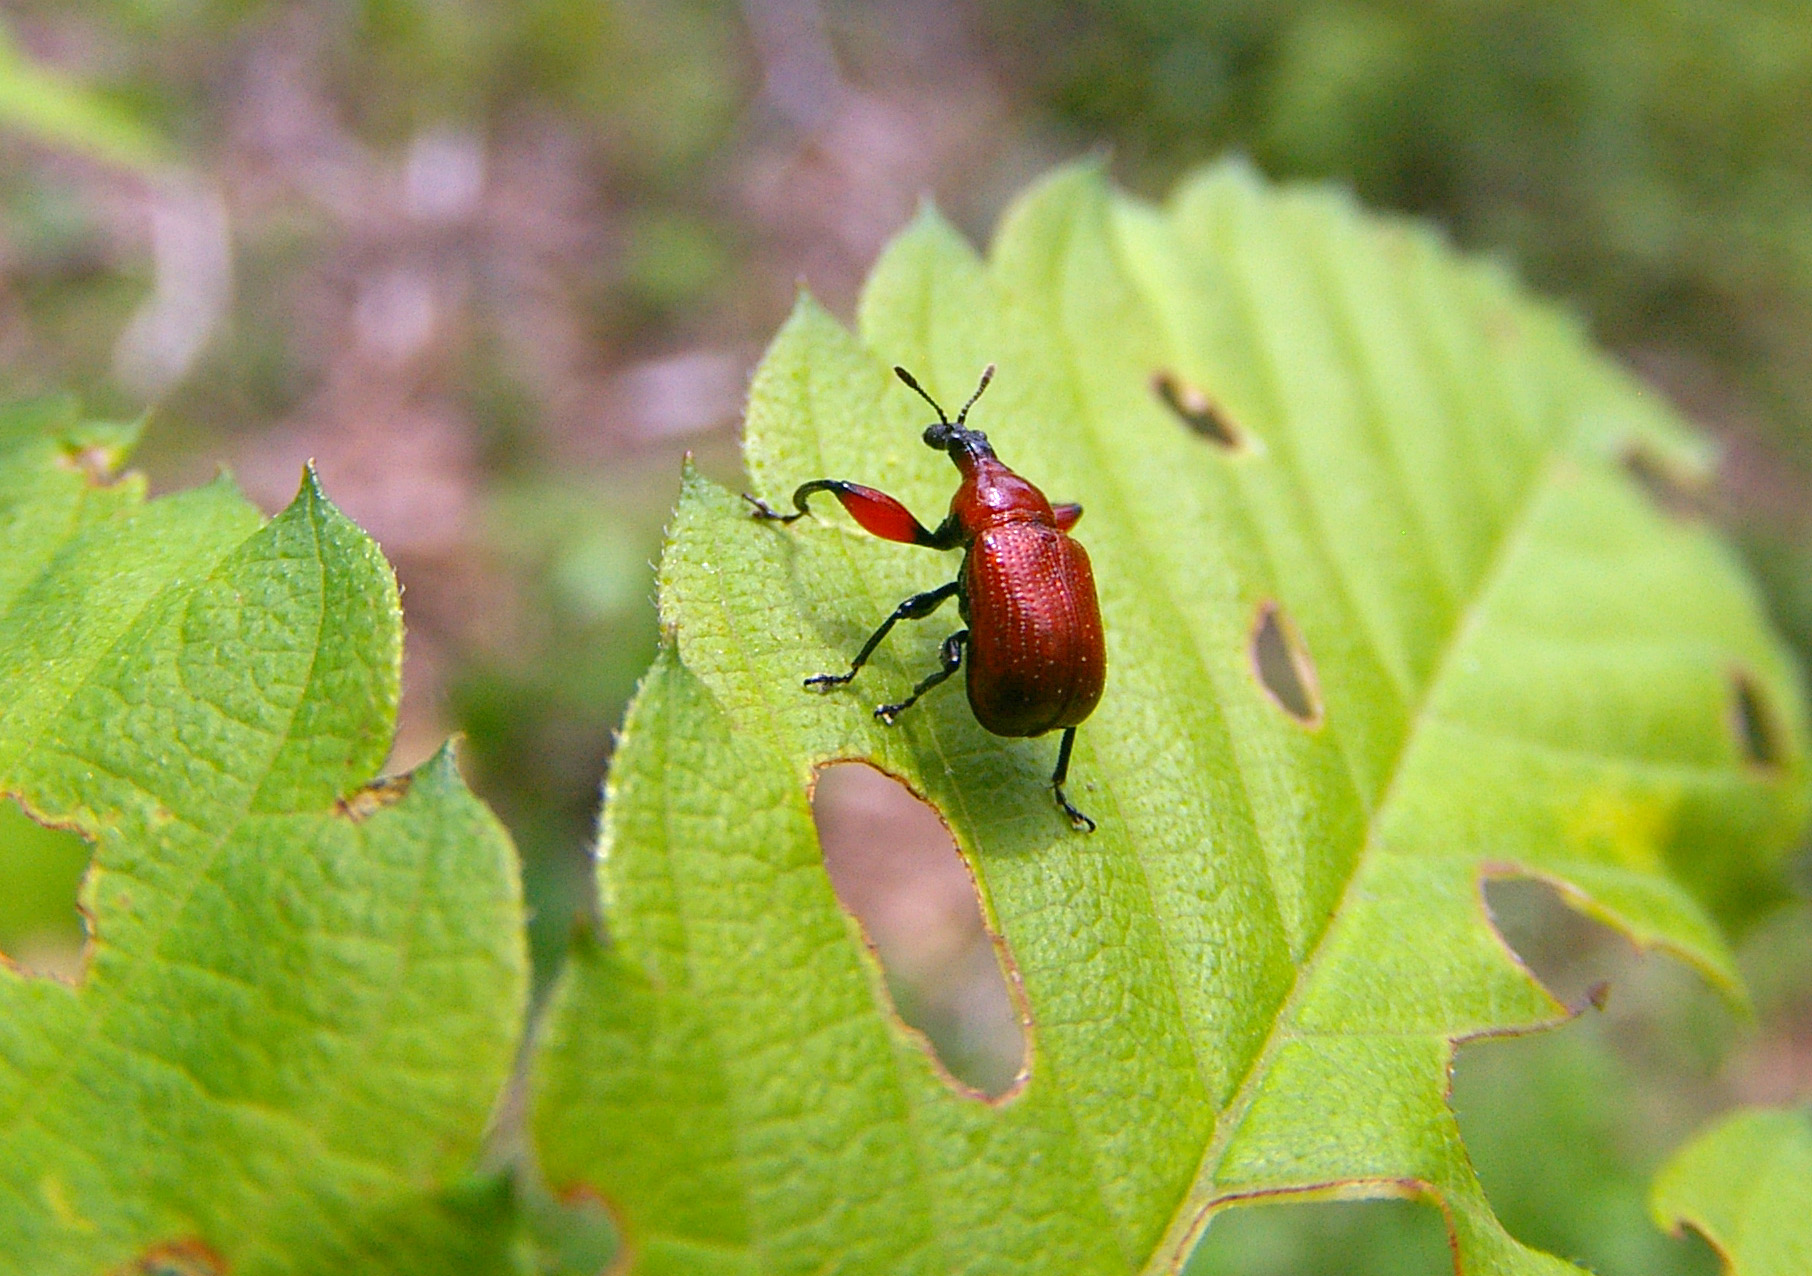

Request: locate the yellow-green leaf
(531, 162), (1808, 1274)
(1652, 1105), (1812, 1276)
(0, 400), (529, 1274)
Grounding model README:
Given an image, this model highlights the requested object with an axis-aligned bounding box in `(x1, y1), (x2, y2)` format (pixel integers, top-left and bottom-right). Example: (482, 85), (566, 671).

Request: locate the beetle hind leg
(1051, 726), (1096, 833)
(876, 630), (967, 725)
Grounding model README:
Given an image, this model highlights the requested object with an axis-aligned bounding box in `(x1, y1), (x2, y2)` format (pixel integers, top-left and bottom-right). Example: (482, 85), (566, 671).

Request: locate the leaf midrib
(1138, 446), (1567, 1273)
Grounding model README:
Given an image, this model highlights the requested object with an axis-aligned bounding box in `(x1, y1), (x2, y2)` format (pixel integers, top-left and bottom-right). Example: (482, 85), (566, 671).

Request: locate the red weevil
(746, 364), (1106, 831)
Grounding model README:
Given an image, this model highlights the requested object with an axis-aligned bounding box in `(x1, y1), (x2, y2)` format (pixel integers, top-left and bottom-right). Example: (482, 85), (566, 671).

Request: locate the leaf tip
(276, 458), (382, 562)
(782, 284), (835, 332)
(421, 736), (466, 787)
(298, 457), (326, 502)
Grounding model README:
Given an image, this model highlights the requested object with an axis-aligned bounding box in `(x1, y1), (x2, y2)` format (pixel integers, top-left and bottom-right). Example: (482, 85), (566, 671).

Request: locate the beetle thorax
(950, 455), (1056, 537)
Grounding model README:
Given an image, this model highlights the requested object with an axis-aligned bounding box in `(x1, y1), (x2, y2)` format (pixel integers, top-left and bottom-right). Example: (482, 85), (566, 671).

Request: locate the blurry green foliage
(985, 0), (1812, 463)
(1651, 1103), (1812, 1276)
(352, 0), (747, 168)
(0, 16), (166, 171)
(451, 469), (667, 982)
(1184, 1196), (1451, 1276)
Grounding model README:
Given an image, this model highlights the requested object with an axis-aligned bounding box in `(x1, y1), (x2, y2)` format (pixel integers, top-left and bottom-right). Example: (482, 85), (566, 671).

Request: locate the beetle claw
(744, 493), (803, 523)
(874, 703), (904, 725)
(1054, 788), (1097, 834)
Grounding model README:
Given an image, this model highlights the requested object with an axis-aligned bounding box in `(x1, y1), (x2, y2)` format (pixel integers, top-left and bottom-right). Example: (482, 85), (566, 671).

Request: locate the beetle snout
(923, 423), (955, 450)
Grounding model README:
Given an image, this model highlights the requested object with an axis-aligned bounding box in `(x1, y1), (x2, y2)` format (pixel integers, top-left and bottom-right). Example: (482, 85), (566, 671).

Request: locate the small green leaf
(530, 163), (1809, 1273)
(1652, 1105), (1812, 1276)
(0, 405), (529, 1273)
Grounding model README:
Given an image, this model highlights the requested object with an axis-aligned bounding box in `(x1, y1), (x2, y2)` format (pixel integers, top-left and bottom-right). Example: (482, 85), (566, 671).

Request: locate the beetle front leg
(805, 580), (959, 692)
(1051, 726), (1096, 833)
(746, 481), (958, 549)
(875, 629), (967, 725)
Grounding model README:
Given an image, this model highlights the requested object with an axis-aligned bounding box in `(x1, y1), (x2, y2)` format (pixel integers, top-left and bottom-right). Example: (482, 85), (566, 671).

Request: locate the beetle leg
(805, 580), (960, 692)
(742, 492), (801, 522)
(876, 630), (967, 725)
(1051, 726), (1096, 833)
(747, 479), (955, 549)
(1051, 502), (1084, 532)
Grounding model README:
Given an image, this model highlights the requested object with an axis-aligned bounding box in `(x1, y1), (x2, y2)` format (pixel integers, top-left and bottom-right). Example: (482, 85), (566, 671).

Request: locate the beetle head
(896, 364), (996, 461)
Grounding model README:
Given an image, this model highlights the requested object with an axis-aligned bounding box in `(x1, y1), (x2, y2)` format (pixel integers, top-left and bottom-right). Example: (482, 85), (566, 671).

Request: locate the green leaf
(530, 162), (1809, 1273)
(0, 400), (529, 1273)
(1651, 1105), (1812, 1276)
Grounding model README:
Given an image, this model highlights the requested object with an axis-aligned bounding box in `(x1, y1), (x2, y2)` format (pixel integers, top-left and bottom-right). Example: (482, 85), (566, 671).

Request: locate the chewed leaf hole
(0, 797), (91, 980)
(1153, 371), (1245, 449)
(1251, 601), (1322, 726)
(53, 427), (131, 486)
(1621, 442), (1707, 519)
(1481, 876), (1634, 1010)
(540, 1184), (623, 1275)
(1187, 1195), (1451, 1275)
(130, 1239), (225, 1276)
(811, 762), (1027, 1098)
(1731, 669), (1784, 769)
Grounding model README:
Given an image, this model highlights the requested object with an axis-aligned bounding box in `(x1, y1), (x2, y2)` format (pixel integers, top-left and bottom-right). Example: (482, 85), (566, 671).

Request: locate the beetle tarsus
(1054, 787), (1097, 833)
(744, 493), (803, 523)
(804, 672), (853, 691)
(875, 630), (967, 725)
(1051, 726), (1096, 833)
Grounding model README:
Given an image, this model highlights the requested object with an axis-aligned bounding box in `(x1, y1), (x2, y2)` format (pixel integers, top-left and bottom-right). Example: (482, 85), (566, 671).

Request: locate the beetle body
(961, 521), (1104, 737)
(745, 365), (1105, 831)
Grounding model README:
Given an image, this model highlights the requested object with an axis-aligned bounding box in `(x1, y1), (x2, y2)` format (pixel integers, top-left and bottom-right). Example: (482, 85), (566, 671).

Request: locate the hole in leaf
(1153, 371), (1244, 449)
(811, 762), (1027, 1098)
(1730, 669), (1783, 770)
(1481, 876), (1636, 1010)
(1184, 1194), (1450, 1275)
(1459, 881), (1731, 1276)
(128, 1239), (225, 1276)
(529, 1183), (622, 1275)
(1620, 442), (1707, 519)
(53, 425), (132, 486)
(1250, 602), (1322, 727)
(0, 796), (91, 980)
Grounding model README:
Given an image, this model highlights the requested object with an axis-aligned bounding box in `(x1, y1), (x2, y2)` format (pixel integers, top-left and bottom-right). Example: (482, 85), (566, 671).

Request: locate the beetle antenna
(955, 364), (995, 426)
(893, 366), (949, 423)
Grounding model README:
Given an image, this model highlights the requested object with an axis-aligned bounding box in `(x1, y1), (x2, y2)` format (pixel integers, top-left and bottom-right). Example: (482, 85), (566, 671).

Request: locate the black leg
(1051, 726), (1095, 833)
(742, 492), (801, 522)
(744, 480), (857, 524)
(876, 630), (967, 724)
(805, 581), (960, 691)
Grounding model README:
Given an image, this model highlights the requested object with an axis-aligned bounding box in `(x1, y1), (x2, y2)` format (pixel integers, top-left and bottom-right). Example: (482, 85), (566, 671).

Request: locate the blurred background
(0, 2), (1807, 1272)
